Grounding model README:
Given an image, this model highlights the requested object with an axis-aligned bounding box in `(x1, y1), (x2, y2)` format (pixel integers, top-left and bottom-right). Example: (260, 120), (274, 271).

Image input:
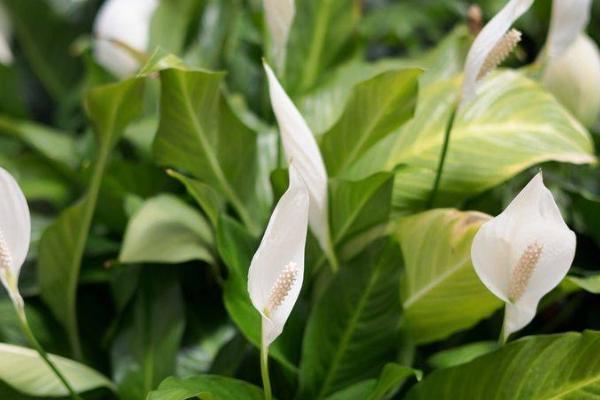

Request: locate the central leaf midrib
(316, 257), (384, 399)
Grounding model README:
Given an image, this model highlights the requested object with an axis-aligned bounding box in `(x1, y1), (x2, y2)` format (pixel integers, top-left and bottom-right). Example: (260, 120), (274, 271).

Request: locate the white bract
(0, 167), (31, 309)
(0, 4), (13, 65)
(545, 0), (591, 61)
(248, 165), (309, 347)
(93, 0), (159, 78)
(264, 62), (334, 261)
(263, 0), (295, 71)
(542, 0), (600, 128)
(471, 173), (576, 341)
(461, 0), (533, 106)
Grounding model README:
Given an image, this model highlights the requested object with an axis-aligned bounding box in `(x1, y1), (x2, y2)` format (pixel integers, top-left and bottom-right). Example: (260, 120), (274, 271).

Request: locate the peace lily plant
(429, 0), (533, 206)
(0, 168), (81, 399)
(471, 173), (576, 343)
(248, 164), (309, 400)
(93, 0), (159, 77)
(264, 61), (338, 271)
(541, 0), (600, 128)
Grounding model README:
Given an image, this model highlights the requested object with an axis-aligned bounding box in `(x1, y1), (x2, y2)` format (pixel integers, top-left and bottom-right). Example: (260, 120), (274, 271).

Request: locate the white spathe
(248, 165), (309, 347)
(0, 4), (13, 65)
(0, 167), (31, 306)
(543, 34), (600, 128)
(263, 61), (332, 257)
(461, 0), (534, 105)
(471, 173), (576, 341)
(93, 0), (159, 78)
(546, 0), (592, 61)
(263, 0), (295, 70)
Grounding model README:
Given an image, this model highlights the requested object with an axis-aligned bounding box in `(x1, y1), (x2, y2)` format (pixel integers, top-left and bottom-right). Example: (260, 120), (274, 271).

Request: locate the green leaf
(321, 69), (420, 176)
(285, 0), (359, 93)
(119, 194), (214, 265)
(38, 78), (144, 357)
(0, 343), (114, 397)
(167, 169), (225, 229)
(147, 375), (264, 400)
(406, 330), (600, 399)
(367, 363), (420, 400)
(149, 0), (203, 55)
(111, 270), (185, 400)
(396, 209), (502, 344)
(565, 274), (600, 294)
(153, 67), (266, 234)
(298, 240), (403, 399)
(361, 71), (595, 211)
(216, 216), (299, 372)
(3, 0), (82, 99)
(330, 172), (393, 248)
(427, 341), (498, 369)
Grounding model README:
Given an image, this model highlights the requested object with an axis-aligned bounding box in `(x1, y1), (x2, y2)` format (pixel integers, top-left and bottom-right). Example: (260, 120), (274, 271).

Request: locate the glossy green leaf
(149, 0), (203, 55)
(3, 0), (82, 99)
(167, 169), (225, 229)
(298, 240), (403, 399)
(285, 0), (358, 93)
(147, 375), (264, 400)
(427, 341), (498, 369)
(330, 172), (393, 248)
(38, 78), (144, 357)
(321, 69), (420, 176)
(396, 209), (502, 344)
(406, 330), (600, 399)
(111, 270), (185, 400)
(119, 194), (214, 265)
(0, 343), (114, 397)
(153, 67), (266, 234)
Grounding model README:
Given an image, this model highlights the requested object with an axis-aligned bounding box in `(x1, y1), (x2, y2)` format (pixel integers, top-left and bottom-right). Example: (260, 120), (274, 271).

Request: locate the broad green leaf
(396, 209), (502, 344)
(3, 0), (82, 99)
(111, 270), (185, 400)
(153, 67), (266, 234)
(216, 215), (299, 372)
(298, 240), (403, 399)
(0, 343), (114, 397)
(147, 375), (264, 400)
(325, 381), (375, 400)
(149, 0), (203, 55)
(0, 116), (79, 172)
(563, 274), (600, 295)
(38, 78), (144, 357)
(367, 363), (420, 400)
(406, 330), (600, 399)
(167, 169), (225, 229)
(285, 0), (359, 93)
(387, 71), (596, 211)
(321, 69), (420, 176)
(330, 172), (393, 248)
(427, 341), (498, 369)
(119, 194), (214, 265)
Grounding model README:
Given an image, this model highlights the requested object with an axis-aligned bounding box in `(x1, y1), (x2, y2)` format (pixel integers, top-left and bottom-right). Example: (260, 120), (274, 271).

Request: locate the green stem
(427, 101), (459, 209)
(16, 304), (82, 400)
(498, 308), (508, 346)
(260, 331), (272, 400)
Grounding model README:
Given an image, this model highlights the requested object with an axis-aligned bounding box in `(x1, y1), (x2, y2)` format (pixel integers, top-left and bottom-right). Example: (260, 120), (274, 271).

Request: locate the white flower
(93, 0), (159, 78)
(545, 0), (592, 61)
(0, 4), (13, 65)
(0, 167), (31, 309)
(264, 61), (335, 266)
(461, 0), (533, 106)
(471, 173), (576, 341)
(263, 0), (295, 71)
(248, 165), (309, 346)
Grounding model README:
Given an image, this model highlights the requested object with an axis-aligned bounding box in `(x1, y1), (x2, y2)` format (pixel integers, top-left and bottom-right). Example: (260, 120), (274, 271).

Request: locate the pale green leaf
(147, 375), (264, 400)
(396, 209), (502, 344)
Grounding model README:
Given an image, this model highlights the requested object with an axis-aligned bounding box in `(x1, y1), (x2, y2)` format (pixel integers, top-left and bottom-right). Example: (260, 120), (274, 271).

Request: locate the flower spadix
(263, 61), (334, 264)
(471, 173), (575, 341)
(248, 165), (309, 347)
(263, 0), (295, 71)
(93, 0), (159, 78)
(461, 0), (533, 106)
(0, 167), (31, 309)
